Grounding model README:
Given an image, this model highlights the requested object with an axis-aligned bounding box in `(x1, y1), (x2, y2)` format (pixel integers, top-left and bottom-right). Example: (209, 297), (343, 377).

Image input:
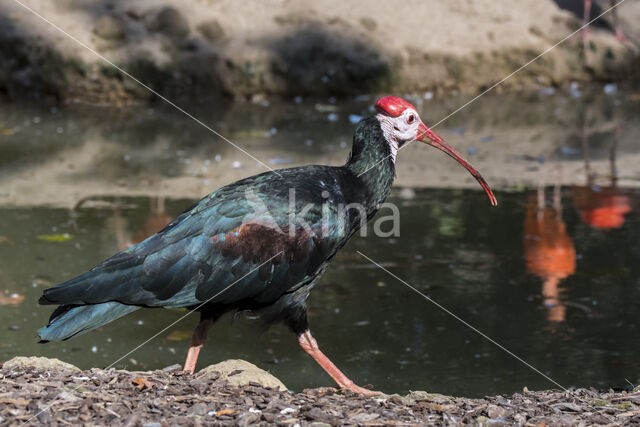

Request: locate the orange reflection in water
(572, 187), (632, 230)
(573, 122), (633, 230)
(131, 201), (173, 245)
(0, 292), (25, 306)
(523, 190), (576, 323)
(113, 197), (173, 250)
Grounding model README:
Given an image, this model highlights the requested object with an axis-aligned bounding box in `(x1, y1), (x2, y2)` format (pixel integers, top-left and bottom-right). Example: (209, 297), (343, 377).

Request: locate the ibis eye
(407, 115), (415, 124)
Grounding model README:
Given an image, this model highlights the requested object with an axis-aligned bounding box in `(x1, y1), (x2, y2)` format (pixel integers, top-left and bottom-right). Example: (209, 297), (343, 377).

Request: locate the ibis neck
(344, 117), (396, 208)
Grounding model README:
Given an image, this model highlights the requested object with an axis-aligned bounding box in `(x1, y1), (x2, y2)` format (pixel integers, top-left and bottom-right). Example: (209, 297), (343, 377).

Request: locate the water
(1, 87), (639, 397)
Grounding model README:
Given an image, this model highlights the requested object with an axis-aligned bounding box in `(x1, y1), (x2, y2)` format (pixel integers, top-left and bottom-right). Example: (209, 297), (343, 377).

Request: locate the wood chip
(131, 377), (154, 390)
(0, 398), (30, 405)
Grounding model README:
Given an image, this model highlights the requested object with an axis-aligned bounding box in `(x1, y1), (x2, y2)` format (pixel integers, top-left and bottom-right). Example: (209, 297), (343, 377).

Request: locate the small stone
(237, 412), (260, 427)
(57, 391), (80, 402)
(398, 187), (415, 200)
(487, 404), (506, 419)
(36, 410), (52, 424)
(190, 402), (208, 416)
(359, 17), (377, 32)
(198, 19), (225, 42)
(197, 359), (287, 390)
(3, 356), (80, 372)
(93, 15), (126, 41)
(149, 7), (190, 38)
(126, 8), (144, 20)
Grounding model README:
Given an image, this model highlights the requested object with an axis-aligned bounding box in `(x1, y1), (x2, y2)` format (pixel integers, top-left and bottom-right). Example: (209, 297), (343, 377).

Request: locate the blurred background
(0, 0), (639, 397)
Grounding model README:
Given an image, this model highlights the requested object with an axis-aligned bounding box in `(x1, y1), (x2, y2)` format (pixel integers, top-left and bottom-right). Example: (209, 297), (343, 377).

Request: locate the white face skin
(375, 108), (422, 161)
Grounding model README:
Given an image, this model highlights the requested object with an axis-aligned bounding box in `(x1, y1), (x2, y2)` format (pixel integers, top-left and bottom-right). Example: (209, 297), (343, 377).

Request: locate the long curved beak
(417, 122), (498, 206)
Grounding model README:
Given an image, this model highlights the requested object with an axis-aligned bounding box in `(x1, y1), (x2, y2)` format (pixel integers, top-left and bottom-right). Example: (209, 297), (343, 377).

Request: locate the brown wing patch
(212, 223), (315, 264)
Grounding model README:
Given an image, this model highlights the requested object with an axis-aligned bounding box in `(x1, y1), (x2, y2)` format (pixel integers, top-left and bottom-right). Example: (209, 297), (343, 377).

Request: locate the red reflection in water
(523, 189), (575, 323)
(572, 125), (633, 230)
(572, 187), (632, 230)
(131, 198), (173, 245)
(113, 197), (173, 250)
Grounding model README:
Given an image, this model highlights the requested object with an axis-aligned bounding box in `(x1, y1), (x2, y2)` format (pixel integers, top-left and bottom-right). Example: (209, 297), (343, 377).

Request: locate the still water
(0, 88), (639, 397)
(1, 188), (639, 397)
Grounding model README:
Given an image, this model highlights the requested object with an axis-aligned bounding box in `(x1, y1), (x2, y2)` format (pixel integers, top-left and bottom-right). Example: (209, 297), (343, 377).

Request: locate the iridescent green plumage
(38, 116), (396, 341)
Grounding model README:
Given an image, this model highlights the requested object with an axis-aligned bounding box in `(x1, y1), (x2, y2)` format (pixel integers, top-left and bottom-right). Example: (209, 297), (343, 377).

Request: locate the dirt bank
(1, 357), (639, 426)
(1, 0), (639, 104)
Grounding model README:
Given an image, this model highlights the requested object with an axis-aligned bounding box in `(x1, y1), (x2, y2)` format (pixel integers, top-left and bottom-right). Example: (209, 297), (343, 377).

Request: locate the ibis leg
(298, 330), (381, 396)
(183, 317), (215, 374)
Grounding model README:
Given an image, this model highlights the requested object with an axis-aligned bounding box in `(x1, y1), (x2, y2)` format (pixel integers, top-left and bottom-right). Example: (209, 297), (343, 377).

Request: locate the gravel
(1, 362), (639, 426)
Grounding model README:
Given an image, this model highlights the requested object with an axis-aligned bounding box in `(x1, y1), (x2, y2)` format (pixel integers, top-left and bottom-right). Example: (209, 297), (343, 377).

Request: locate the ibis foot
(298, 330), (383, 397)
(340, 383), (383, 396)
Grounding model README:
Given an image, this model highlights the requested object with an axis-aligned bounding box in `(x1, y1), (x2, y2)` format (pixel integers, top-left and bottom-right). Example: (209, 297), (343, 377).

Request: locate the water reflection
(2, 188), (640, 396)
(524, 185), (575, 323)
(523, 121), (636, 325)
(76, 196), (174, 251)
(117, 197), (173, 250)
(572, 126), (632, 230)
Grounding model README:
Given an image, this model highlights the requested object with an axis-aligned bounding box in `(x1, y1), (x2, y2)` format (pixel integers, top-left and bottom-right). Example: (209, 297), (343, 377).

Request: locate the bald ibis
(38, 96), (496, 395)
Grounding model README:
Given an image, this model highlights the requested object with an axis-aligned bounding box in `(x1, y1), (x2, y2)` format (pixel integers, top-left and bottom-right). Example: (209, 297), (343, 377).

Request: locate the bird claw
(340, 383), (383, 397)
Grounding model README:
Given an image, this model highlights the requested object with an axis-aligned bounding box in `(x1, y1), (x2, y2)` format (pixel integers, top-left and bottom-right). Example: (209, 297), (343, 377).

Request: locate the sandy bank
(1, 0), (639, 104)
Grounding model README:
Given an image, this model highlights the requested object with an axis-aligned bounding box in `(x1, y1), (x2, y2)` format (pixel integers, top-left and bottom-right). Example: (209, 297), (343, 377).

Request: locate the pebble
(93, 15), (126, 41)
(348, 114), (363, 124)
(149, 7), (189, 38)
(603, 83), (617, 95)
(197, 19), (225, 42)
(269, 158), (293, 165)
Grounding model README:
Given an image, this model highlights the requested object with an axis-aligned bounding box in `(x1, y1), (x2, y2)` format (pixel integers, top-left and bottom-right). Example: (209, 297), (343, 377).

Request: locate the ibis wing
(40, 169), (345, 309)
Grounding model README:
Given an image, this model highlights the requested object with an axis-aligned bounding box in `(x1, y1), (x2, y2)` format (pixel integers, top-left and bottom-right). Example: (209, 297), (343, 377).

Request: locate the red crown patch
(375, 96), (416, 117)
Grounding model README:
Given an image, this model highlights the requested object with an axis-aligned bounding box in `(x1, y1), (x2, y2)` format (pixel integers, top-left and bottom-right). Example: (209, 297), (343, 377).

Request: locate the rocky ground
(1, 357), (639, 426)
(0, 0), (639, 105)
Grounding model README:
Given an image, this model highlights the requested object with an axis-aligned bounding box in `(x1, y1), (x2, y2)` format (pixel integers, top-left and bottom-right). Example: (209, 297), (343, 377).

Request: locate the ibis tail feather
(37, 302), (140, 342)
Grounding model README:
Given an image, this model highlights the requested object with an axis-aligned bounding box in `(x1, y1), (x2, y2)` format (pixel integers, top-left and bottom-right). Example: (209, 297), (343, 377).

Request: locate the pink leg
(183, 318), (214, 374)
(298, 330), (381, 396)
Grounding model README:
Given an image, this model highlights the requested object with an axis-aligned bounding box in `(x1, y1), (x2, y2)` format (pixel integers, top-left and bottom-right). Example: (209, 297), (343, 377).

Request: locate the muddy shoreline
(2, 86), (640, 210)
(1, 357), (638, 426)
